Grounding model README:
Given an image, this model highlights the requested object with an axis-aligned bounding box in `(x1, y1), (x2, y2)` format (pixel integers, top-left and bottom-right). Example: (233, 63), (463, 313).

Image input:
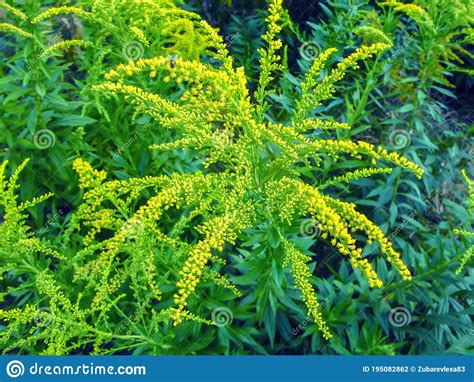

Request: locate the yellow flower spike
(38, 40), (94, 59)
(130, 26), (150, 46)
(0, 1), (28, 21)
(319, 168), (393, 190)
(294, 119), (351, 133)
(73, 158), (107, 189)
(378, 1), (434, 29)
(283, 241), (333, 339)
(31, 6), (93, 24)
(0, 22), (33, 39)
(293, 44), (390, 123)
(302, 139), (424, 179)
(255, 0), (285, 120)
(172, 215), (240, 320)
(354, 25), (392, 45)
(453, 170), (474, 274)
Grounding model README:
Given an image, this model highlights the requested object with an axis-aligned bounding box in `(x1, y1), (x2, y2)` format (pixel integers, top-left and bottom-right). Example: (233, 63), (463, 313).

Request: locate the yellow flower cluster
(0, 1), (28, 21)
(73, 158), (107, 189)
(283, 241), (333, 339)
(318, 167), (393, 190)
(255, 0), (284, 120)
(199, 20), (233, 70)
(453, 169), (473, 274)
(130, 26), (150, 46)
(203, 270), (243, 297)
(300, 181), (383, 288)
(295, 119), (351, 133)
(354, 25), (392, 45)
(461, 169), (473, 214)
(306, 139), (423, 179)
(0, 22), (33, 38)
(293, 44), (391, 123)
(38, 40), (94, 59)
(379, 1), (434, 29)
(324, 195), (412, 280)
(31, 6), (93, 24)
(173, 215), (238, 324)
(93, 81), (178, 120)
(293, 48), (337, 123)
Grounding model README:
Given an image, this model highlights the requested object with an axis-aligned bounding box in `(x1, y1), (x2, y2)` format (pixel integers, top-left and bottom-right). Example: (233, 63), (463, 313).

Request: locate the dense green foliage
(0, 0), (472, 355)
